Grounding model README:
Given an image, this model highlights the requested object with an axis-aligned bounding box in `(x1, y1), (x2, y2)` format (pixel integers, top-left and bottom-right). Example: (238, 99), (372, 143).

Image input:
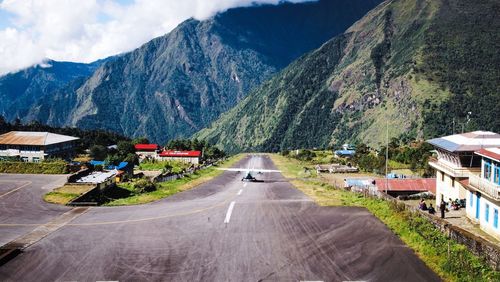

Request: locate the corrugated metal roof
(0, 131), (79, 146)
(476, 148), (500, 162)
(134, 144), (159, 150)
(376, 178), (436, 194)
(427, 131), (500, 152)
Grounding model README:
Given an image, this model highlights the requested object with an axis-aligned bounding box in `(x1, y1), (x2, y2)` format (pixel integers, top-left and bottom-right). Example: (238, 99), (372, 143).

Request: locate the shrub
(0, 161), (67, 174)
(133, 179), (157, 193)
(295, 149), (316, 161)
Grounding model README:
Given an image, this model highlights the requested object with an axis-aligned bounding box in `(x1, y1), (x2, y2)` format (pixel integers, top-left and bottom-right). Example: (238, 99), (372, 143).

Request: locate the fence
(152, 165), (208, 183)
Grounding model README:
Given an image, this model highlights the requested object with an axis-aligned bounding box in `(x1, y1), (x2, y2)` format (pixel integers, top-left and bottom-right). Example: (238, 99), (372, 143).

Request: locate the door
(475, 193), (481, 219)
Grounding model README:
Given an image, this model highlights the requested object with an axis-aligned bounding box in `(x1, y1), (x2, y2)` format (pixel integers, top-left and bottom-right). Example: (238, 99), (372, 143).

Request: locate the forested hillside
(196, 0), (500, 153)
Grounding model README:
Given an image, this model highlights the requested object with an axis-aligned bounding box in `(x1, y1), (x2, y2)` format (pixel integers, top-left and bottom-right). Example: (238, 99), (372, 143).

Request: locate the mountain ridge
(21, 0), (382, 144)
(0, 59), (107, 121)
(195, 0), (500, 153)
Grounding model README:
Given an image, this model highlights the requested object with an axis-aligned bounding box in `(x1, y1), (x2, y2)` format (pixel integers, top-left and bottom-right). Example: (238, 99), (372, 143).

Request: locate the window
(451, 177), (455, 188)
(441, 171), (445, 182)
(494, 165), (500, 185)
(485, 204), (489, 222)
(470, 192), (473, 207)
(33, 157), (40, 163)
(494, 209), (498, 229)
(21, 157), (28, 162)
(484, 160), (492, 180)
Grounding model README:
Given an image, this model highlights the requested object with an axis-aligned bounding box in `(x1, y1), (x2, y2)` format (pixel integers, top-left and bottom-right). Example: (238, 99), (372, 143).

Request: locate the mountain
(0, 59), (105, 120)
(195, 0), (500, 153)
(24, 0), (383, 144)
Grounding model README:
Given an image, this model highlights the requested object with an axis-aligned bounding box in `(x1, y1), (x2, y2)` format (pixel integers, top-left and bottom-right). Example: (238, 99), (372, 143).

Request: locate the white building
(157, 150), (201, 165)
(464, 148), (500, 239)
(0, 131), (79, 162)
(134, 144), (160, 161)
(427, 131), (500, 207)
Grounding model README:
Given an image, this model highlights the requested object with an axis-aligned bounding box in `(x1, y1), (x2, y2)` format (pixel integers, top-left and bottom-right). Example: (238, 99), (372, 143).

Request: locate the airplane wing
(217, 168), (281, 173)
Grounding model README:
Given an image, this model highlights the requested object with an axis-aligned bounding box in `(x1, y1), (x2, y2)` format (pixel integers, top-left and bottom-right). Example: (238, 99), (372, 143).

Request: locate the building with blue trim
(427, 131), (500, 209)
(464, 147), (500, 239)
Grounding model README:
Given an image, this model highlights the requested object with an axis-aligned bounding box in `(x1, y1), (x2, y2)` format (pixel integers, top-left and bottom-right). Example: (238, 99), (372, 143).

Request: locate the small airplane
(217, 168), (281, 182)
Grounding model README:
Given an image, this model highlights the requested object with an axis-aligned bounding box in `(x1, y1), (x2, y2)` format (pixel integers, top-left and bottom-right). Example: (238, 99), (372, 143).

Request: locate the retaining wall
(368, 189), (500, 270)
(67, 168), (92, 183)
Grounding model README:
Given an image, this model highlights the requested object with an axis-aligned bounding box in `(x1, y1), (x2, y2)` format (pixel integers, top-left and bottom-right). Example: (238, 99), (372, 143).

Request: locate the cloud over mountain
(0, 0), (313, 75)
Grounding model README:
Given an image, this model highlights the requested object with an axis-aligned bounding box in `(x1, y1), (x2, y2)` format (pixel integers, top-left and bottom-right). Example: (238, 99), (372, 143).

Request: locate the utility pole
(385, 119), (389, 195)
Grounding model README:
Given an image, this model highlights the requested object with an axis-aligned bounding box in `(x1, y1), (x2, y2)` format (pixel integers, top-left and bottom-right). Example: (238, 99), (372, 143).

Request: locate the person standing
(439, 199), (446, 219)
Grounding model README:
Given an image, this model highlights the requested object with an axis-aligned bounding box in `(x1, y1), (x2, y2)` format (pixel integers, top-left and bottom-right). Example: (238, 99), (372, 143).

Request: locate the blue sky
(0, 8), (13, 29)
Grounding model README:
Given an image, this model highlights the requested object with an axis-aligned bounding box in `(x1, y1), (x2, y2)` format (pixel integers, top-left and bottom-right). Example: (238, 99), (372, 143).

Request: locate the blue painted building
(464, 147), (500, 239)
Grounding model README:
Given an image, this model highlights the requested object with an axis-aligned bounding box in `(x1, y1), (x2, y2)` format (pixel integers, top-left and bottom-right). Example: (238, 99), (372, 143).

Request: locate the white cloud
(0, 0), (312, 75)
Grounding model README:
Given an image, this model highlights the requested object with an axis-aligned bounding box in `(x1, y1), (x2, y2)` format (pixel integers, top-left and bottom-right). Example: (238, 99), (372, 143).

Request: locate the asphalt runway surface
(0, 173), (69, 246)
(0, 155), (440, 281)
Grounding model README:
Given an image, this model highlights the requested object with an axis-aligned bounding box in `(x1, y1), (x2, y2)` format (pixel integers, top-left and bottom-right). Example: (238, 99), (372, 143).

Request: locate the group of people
(419, 198), (466, 219)
(446, 198), (465, 210)
(418, 199), (436, 215)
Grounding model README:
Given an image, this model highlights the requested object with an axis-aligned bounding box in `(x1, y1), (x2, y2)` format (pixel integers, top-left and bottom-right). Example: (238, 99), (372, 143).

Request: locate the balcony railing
(428, 159), (481, 178)
(469, 174), (500, 201)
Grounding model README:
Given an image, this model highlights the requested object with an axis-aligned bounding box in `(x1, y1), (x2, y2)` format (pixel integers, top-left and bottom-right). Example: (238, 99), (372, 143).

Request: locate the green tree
(132, 137), (149, 145)
(89, 145), (107, 160)
(123, 153), (138, 165)
(117, 141), (135, 157)
(105, 154), (121, 166)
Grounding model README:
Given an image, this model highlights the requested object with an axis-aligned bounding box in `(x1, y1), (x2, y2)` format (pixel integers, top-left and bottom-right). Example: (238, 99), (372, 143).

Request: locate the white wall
(435, 170), (466, 206)
(466, 190), (500, 239)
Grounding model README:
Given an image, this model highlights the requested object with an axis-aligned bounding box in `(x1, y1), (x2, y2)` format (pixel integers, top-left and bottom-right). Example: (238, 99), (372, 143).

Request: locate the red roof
(134, 144), (159, 151)
(376, 178), (436, 194)
(158, 150), (201, 157)
(459, 179), (470, 187)
(476, 148), (500, 162)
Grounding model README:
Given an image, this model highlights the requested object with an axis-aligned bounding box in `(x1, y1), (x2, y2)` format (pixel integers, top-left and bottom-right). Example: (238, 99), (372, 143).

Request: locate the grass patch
(269, 153), (500, 282)
(43, 184), (95, 205)
(138, 160), (190, 172)
(44, 192), (80, 205)
(105, 154), (246, 206)
(271, 154), (317, 179)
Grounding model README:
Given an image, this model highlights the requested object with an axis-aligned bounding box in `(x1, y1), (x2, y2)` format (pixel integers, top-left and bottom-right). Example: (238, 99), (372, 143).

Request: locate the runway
(0, 174), (70, 246)
(0, 155), (440, 281)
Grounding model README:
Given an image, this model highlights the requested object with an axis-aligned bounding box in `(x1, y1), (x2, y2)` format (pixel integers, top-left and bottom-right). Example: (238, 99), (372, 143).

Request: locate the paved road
(0, 155), (440, 281)
(0, 174), (70, 246)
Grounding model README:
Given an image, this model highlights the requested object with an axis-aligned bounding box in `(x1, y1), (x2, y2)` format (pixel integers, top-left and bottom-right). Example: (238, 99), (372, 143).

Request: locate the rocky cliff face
(195, 0), (500, 153)
(24, 0), (382, 143)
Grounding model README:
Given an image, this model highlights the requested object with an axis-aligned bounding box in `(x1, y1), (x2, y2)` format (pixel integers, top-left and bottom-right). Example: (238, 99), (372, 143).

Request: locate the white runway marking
(237, 189), (243, 196)
(224, 201), (236, 224)
(0, 181), (32, 198)
(243, 182), (247, 187)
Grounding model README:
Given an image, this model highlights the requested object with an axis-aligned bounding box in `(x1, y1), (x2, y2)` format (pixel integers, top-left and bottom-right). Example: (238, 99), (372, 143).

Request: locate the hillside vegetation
(196, 0), (500, 152)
